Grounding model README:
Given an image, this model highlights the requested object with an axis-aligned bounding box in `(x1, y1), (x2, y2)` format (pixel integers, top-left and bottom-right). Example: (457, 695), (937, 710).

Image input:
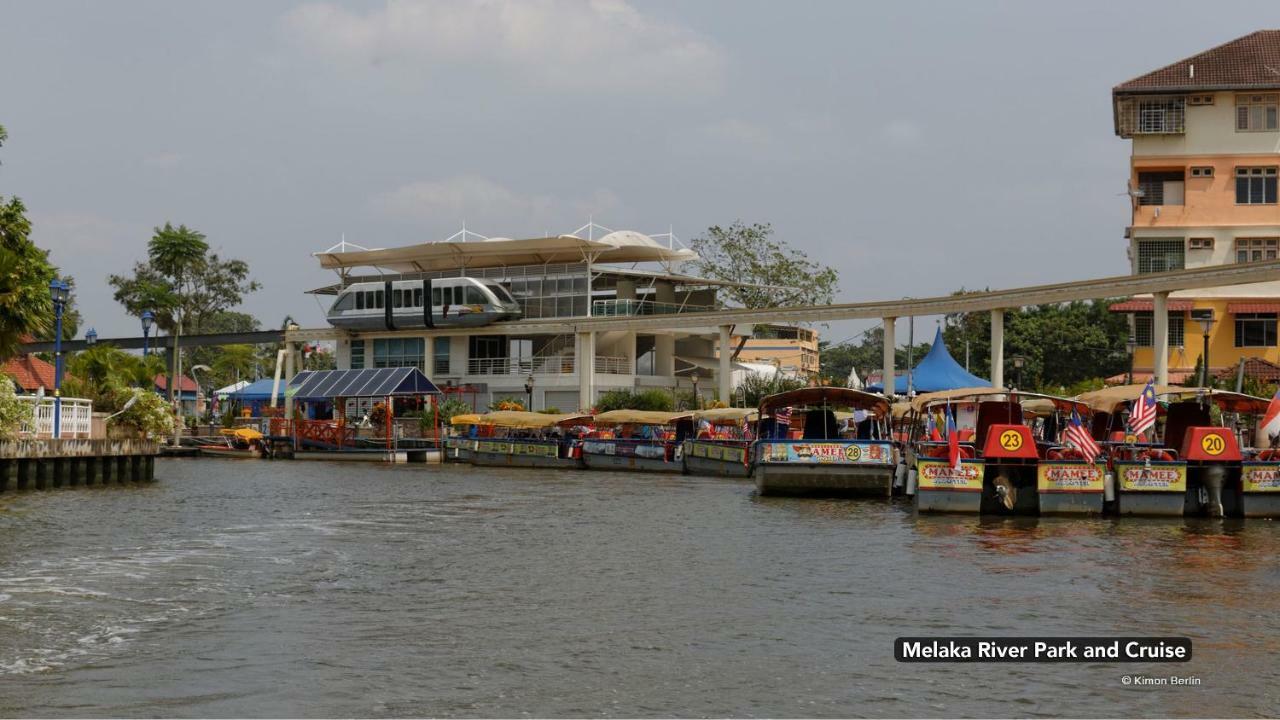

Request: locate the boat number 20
(1201, 434), (1225, 456)
(999, 430), (1023, 451)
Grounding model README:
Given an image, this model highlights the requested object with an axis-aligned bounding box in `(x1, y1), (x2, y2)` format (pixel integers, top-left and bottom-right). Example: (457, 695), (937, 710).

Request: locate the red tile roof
(1114, 30), (1280, 93)
(1214, 357), (1280, 382)
(154, 373), (199, 393)
(1105, 369), (1197, 386)
(2, 355), (59, 391)
(1226, 302), (1280, 314)
(1108, 299), (1194, 312)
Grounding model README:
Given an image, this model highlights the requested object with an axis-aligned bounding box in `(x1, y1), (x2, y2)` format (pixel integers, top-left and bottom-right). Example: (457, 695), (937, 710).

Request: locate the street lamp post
(1125, 334), (1136, 385)
(85, 328), (98, 347)
(1011, 354), (1026, 390)
(690, 372), (700, 410)
(524, 374), (535, 412)
(49, 280), (70, 439)
(141, 310), (154, 357)
(1193, 311), (1216, 387)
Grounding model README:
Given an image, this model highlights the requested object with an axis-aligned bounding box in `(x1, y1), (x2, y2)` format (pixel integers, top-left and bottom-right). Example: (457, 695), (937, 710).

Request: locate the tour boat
(1080, 385), (1280, 518)
(909, 389), (1096, 515)
(581, 410), (693, 473)
(752, 387), (895, 497)
(681, 407), (758, 478)
(452, 410), (591, 469)
(198, 428), (267, 459)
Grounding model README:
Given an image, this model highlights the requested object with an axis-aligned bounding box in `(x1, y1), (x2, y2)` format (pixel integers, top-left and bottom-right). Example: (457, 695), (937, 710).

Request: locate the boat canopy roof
(451, 410), (593, 428)
(315, 232), (697, 274)
(912, 388), (1088, 415)
(758, 386), (889, 417)
(287, 368), (440, 400)
(1079, 384), (1272, 414)
(693, 407), (758, 424)
(592, 409), (693, 426)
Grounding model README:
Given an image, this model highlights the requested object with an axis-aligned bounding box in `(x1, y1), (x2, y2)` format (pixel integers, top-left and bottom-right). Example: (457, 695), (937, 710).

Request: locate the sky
(1, 0), (1276, 346)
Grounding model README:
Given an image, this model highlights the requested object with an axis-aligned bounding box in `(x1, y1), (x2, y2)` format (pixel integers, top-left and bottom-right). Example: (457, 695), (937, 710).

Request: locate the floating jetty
(0, 438), (159, 491)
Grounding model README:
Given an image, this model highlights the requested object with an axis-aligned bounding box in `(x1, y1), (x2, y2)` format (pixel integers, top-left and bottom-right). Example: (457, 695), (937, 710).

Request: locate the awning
(1227, 302), (1280, 314)
(675, 356), (751, 373)
(315, 231), (697, 273)
(286, 368), (441, 400)
(1108, 299), (1194, 312)
(593, 409), (693, 426)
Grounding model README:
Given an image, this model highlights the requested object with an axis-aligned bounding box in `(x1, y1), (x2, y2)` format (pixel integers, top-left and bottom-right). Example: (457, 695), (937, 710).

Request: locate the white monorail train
(326, 277), (523, 329)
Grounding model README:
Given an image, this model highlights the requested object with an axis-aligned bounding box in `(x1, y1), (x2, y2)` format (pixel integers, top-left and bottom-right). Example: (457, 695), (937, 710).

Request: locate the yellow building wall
(1130, 298), (1280, 377)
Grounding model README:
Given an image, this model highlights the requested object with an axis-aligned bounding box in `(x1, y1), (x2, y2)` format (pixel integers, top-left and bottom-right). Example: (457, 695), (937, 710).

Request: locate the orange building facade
(1113, 31), (1280, 383)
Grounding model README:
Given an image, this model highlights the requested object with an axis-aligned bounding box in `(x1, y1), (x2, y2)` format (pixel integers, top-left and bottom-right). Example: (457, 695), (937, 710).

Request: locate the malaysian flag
(741, 414), (753, 440)
(1129, 379), (1158, 437)
(1064, 410), (1101, 461)
(946, 403), (961, 470)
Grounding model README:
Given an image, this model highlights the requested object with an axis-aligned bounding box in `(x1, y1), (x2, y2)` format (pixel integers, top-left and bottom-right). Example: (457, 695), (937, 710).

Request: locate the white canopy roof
(213, 380), (251, 396)
(316, 231), (698, 273)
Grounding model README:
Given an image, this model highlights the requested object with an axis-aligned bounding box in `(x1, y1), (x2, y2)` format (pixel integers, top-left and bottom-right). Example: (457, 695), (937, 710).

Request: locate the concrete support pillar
(1153, 292), (1169, 386)
(718, 325), (733, 405)
(284, 342), (297, 420)
(991, 309), (1005, 389)
(882, 317), (896, 398)
(654, 281), (677, 378)
(423, 336), (435, 378)
(623, 332), (637, 376)
(616, 279), (637, 301)
(577, 331), (596, 411)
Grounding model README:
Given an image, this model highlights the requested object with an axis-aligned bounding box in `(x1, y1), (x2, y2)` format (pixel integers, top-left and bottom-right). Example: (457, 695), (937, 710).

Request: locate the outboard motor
(1201, 465), (1226, 518)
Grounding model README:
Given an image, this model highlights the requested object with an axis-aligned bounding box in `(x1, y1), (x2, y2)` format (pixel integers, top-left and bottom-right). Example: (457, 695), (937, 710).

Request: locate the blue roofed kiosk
(276, 368), (441, 459)
(867, 328), (991, 394)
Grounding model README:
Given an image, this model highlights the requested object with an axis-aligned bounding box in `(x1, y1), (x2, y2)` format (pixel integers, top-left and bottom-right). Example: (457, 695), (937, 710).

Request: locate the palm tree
(213, 344), (259, 384)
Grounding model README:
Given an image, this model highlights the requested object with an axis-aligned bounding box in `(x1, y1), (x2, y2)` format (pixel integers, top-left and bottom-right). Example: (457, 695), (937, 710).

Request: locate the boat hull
(469, 439), (581, 469)
(1114, 460), (1188, 517)
(1037, 461), (1106, 515)
(753, 440), (894, 497)
(681, 440), (751, 478)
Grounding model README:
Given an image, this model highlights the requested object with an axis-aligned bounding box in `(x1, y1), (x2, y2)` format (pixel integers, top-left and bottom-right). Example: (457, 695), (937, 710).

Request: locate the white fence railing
(17, 396), (94, 439)
(465, 355), (632, 376)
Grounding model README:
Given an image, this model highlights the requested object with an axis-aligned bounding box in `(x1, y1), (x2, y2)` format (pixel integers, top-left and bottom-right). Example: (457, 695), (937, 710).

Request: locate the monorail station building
(310, 230), (773, 412)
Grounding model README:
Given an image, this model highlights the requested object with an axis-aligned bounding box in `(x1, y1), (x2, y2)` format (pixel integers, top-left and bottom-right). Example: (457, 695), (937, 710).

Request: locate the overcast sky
(1, 0), (1275, 345)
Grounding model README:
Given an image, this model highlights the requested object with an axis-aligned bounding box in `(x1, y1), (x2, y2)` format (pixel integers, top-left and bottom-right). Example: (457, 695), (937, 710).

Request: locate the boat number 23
(999, 430), (1023, 451)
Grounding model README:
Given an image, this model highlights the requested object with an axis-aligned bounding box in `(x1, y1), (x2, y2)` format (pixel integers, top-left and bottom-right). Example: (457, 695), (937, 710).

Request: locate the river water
(0, 459), (1277, 717)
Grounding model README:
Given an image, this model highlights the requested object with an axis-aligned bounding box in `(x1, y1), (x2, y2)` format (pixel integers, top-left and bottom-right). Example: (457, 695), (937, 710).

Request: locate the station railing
(466, 355), (632, 376)
(590, 299), (716, 317)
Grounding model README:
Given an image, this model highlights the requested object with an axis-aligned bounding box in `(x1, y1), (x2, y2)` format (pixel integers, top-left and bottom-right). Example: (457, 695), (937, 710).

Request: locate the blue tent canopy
(229, 378), (286, 402)
(867, 327), (991, 394)
(286, 368), (441, 401)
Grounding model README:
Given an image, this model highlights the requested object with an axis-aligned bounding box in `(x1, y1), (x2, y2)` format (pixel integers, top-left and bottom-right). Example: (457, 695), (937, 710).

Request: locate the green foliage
(595, 388), (674, 412)
(689, 221), (839, 309)
(0, 377), (33, 440)
(490, 396), (526, 411)
(109, 389), (176, 438)
(737, 373), (807, 407)
(437, 398), (475, 426)
(818, 326), (932, 387)
(0, 203), (56, 358)
(942, 296), (1130, 392)
(210, 343), (260, 388)
(108, 222), (260, 335)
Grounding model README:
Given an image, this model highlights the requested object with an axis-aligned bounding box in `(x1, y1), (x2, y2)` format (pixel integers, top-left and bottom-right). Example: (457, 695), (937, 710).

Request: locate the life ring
(1139, 448), (1174, 462)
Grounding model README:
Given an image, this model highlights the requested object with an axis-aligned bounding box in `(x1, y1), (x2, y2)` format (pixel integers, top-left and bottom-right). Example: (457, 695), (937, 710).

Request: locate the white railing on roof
(16, 396), (94, 439)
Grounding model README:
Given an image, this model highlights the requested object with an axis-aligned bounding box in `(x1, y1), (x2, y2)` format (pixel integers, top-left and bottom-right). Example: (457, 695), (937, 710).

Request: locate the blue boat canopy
(866, 327), (991, 394)
(286, 368), (441, 401)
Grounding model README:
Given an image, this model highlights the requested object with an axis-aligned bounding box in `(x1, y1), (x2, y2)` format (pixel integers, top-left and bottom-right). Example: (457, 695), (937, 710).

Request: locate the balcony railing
(466, 356), (632, 376)
(17, 396), (94, 439)
(591, 299), (715, 317)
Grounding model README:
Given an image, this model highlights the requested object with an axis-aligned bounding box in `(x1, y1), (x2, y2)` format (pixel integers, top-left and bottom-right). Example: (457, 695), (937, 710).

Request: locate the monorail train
(326, 277), (523, 329)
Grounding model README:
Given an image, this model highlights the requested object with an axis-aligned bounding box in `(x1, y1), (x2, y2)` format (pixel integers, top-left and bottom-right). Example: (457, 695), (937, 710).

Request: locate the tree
(737, 373), (806, 407)
(595, 389), (674, 412)
(211, 344), (260, 385)
(0, 377), (33, 440)
(108, 223), (260, 334)
(689, 222), (839, 309)
(0, 123), (59, 359)
(943, 296), (1130, 391)
(818, 326), (932, 387)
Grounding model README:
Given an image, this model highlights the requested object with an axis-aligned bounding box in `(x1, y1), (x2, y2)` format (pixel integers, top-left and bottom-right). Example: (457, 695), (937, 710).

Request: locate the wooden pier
(0, 439), (159, 491)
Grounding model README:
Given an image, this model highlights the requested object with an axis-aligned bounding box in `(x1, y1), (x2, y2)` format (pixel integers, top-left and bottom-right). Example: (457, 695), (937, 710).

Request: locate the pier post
(116, 456), (129, 484)
(35, 459), (51, 490)
(882, 317), (896, 398)
(87, 456), (100, 486)
(17, 459), (33, 490)
(718, 325), (732, 406)
(144, 455), (155, 481)
(130, 455), (143, 482)
(991, 309), (1005, 389)
(1153, 292), (1169, 386)
(0, 460), (11, 492)
(577, 331), (596, 411)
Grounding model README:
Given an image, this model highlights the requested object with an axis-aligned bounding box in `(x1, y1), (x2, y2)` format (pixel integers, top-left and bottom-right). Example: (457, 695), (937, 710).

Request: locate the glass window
(350, 340), (366, 370)
(374, 291), (384, 309)
(1235, 313), (1277, 347)
(1134, 313), (1185, 348)
(393, 289), (403, 309)
(413, 288), (423, 307)
(337, 292), (355, 311)
(1135, 239), (1185, 274)
(433, 337), (450, 375)
(1235, 167), (1278, 204)
(1235, 94), (1279, 132)
(465, 286), (486, 305)
(1236, 238), (1279, 263)
(1136, 171), (1184, 206)
(432, 287), (442, 306)
(371, 337), (424, 369)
